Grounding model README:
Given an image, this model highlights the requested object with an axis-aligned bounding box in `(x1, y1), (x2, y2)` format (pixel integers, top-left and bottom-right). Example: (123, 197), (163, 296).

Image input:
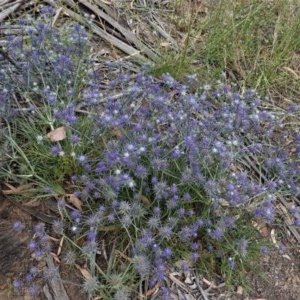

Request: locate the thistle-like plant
(2, 4), (300, 298)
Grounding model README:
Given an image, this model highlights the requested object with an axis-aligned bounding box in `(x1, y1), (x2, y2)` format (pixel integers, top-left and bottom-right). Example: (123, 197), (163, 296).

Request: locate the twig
(0, 47), (21, 70)
(241, 154), (300, 242)
(147, 16), (178, 49)
(77, 0), (159, 61)
(0, 0), (24, 22)
(43, 254), (70, 300)
(1, 189), (57, 224)
(194, 277), (209, 300)
(168, 273), (192, 295)
(68, 6), (148, 62)
(46, 0), (156, 63)
(75, 87), (143, 111)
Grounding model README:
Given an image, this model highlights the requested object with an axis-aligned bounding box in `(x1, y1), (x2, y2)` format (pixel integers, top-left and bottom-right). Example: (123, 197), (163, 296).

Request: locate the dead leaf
(146, 281), (161, 297)
(111, 127), (122, 138)
(51, 7), (62, 27)
(3, 182), (34, 194)
(66, 194), (83, 211)
(271, 229), (278, 247)
(111, 47), (121, 59)
(50, 252), (61, 264)
(160, 42), (171, 47)
(47, 126), (67, 142)
(3, 182), (16, 192)
(277, 203), (294, 226)
(140, 195), (151, 207)
(75, 264), (91, 279)
(219, 198), (229, 207)
(57, 236), (64, 256)
(0, 281), (8, 290)
(98, 225), (119, 231)
(169, 273), (191, 294)
(252, 220), (269, 238)
(48, 236), (60, 242)
(22, 198), (40, 208)
(237, 285), (243, 295)
(283, 66), (299, 79)
(202, 277), (217, 288)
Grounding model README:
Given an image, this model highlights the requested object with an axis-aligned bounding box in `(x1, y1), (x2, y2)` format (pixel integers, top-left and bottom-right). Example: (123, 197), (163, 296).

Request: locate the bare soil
(218, 236), (300, 300)
(248, 247), (300, 300)
(0, 190), (87, 300)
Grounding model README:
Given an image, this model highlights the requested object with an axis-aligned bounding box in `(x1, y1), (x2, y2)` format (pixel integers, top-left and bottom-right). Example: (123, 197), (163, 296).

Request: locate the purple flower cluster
(28, 223), (52, 258)
(3, 8), (300, 297)
(11, 221), (54, 297)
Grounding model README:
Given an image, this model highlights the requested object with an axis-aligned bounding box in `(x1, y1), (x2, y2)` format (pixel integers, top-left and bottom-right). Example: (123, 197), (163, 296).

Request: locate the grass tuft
(161, 0), (300, 98)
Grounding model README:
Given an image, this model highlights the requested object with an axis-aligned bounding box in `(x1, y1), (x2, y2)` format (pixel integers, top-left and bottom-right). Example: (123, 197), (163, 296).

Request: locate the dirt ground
(0, 191), (88, 300)
(248, 246), (300, 300)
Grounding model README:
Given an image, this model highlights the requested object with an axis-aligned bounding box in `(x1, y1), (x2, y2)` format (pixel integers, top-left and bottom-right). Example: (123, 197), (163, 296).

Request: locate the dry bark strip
(1, 0), (159, 63)
(43, 254), (70, 300)
(45, 0), (158, 63)
(1, 189), (57, 224)
(0, 0), (25, 23)
(77, 0), (159, 61)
